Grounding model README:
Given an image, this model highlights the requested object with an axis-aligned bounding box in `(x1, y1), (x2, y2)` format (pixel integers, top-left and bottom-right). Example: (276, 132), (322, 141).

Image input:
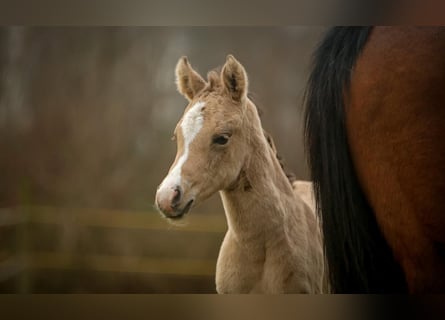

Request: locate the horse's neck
(219, 127), (297, 247)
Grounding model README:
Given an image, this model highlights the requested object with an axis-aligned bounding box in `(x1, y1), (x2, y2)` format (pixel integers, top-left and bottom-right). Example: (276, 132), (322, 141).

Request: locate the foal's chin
(159, 199), (194, 220)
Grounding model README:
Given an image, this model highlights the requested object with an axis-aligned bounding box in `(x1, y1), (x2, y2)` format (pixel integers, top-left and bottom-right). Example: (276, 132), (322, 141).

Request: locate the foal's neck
(219, 111), (297, 244)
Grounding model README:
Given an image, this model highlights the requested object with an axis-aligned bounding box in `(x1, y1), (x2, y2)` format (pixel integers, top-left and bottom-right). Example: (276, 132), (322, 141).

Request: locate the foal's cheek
(218, 153), (243, 189)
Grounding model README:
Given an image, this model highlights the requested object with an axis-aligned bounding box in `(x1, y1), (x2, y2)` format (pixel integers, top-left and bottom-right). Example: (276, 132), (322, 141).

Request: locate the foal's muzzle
(155, 185), (194, 219)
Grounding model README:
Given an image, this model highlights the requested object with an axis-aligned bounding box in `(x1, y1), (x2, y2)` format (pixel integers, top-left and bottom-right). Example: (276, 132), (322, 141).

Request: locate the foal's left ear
(221, 55), (248, 102)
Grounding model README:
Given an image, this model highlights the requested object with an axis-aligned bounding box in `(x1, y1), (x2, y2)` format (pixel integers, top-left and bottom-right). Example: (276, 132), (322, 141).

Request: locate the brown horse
(155, 55), (327, 293)
(304, 27), (445, 293)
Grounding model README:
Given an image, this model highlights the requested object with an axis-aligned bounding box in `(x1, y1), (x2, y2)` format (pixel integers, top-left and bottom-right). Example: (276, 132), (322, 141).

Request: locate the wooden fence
(0, 206), (227, 293)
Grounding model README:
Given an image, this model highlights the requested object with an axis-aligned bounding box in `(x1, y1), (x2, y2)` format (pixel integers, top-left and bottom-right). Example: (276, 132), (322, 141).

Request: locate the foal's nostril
(171, 186), (182, 207)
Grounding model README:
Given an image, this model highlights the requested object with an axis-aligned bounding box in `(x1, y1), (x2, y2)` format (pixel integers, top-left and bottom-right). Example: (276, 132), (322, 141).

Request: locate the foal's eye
(212, 134), (230, 145)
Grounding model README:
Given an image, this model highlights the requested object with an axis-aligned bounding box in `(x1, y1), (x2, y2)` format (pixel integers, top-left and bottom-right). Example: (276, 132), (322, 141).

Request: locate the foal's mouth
(169, 199), (194, 220)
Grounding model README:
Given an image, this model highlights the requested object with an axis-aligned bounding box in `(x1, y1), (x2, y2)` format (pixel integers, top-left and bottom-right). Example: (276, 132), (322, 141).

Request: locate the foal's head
(155, 55), (260, 219)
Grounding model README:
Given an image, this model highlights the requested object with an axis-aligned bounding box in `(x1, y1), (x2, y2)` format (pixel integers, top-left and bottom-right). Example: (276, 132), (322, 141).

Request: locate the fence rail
(0, 206), (227, 293)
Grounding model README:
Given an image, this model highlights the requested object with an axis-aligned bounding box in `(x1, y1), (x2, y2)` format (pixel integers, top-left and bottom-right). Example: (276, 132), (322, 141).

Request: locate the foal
(155, 55), (326, 293)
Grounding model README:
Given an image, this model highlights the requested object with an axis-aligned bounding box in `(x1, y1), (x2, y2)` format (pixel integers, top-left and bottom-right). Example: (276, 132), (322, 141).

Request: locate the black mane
(304, 27), (407, 293)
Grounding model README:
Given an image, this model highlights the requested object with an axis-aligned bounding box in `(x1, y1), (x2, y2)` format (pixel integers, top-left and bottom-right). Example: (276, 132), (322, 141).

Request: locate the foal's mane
(262, 127), (297, 185)
(204, 69), (296, 186)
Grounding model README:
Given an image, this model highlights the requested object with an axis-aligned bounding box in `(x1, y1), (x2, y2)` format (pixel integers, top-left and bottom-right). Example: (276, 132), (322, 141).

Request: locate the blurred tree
(0, 27), (325, 293)
(0, 27), (324, 213)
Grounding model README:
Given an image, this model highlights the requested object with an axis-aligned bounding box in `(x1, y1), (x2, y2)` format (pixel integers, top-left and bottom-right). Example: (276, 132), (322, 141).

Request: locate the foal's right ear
(175, 56), (206, 101)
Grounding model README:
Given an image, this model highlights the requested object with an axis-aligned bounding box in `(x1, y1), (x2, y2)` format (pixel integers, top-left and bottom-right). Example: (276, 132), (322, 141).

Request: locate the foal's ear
(175, 56), (206, 101)
(221, 55), (248, 102)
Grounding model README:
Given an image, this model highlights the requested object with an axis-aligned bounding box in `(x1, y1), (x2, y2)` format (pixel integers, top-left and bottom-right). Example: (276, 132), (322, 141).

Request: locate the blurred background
(0, 27), (325, 293)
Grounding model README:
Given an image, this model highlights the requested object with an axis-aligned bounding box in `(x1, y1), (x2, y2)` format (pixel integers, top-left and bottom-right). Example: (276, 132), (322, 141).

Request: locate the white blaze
(158, 101), (205, 191)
